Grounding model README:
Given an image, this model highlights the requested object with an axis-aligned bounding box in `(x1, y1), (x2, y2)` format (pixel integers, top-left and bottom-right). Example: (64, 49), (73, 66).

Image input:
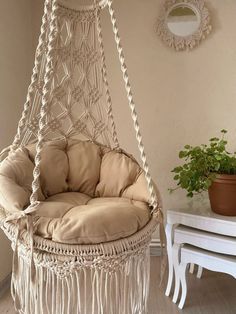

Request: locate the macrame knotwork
(0, 1), (164, 313)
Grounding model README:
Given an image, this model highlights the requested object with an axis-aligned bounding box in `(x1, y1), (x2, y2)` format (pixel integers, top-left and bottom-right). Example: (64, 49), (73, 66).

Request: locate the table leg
(189, 263), (194, 274)
(197, 266), (203, 279)
(165, 223), (174, 296)
(178, 262), (188, 309)
(172, 243), (181, 303)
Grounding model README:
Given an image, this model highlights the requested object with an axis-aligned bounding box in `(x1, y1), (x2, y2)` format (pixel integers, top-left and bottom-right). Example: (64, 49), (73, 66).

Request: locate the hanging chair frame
(0, 0), (163, 313)
(59, 0), (108, 11)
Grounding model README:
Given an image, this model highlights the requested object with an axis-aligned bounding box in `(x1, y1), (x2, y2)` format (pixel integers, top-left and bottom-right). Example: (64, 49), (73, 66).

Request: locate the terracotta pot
(208, 174), (236, 216)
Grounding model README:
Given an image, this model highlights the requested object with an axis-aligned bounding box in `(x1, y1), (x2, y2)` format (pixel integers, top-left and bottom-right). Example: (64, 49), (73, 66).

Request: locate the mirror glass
(167, 5), (200, 37)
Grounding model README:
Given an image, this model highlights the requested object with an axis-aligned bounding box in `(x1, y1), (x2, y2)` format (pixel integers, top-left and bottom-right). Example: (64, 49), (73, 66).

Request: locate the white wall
(0, 0), (34, 282)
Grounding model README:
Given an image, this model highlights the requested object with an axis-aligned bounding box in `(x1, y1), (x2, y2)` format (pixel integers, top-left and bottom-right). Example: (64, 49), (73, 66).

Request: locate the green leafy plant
(170, 130), (236, 197)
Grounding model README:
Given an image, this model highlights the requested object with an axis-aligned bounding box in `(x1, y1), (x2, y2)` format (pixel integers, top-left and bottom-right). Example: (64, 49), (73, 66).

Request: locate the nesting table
(165, 201), (236, 307)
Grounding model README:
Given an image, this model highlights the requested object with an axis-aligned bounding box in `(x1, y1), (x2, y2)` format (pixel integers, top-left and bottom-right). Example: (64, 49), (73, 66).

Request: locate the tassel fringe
(11, 247), (150, 314)
(1, 208), (161, 314)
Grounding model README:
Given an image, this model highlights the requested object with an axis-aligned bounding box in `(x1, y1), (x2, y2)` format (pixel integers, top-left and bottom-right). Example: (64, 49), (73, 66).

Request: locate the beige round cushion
(34, 192), (150, 244)
(0, 138), (161, 245)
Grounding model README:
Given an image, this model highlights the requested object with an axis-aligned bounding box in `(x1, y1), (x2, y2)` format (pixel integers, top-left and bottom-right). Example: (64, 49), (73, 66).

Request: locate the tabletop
(167, 199), (236, 237)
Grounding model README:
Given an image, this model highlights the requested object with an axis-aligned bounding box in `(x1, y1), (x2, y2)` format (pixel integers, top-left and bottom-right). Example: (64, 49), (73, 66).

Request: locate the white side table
(172, 225), (236, 305)
(165, 202), (236, 298)
(178, 244), (236, 309)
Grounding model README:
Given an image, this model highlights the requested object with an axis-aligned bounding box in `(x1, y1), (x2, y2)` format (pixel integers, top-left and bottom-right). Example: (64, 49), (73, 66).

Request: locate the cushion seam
(53, 226), (144, 241)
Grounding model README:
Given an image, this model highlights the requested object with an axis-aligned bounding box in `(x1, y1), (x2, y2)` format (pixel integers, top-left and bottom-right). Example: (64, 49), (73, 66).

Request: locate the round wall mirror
(167, 5), (200, 37)
(157, 0), (212, 51)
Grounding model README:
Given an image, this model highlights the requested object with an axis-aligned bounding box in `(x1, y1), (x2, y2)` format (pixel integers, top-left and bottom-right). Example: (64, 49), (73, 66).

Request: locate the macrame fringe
(11, 246), (150, 314)
(1, 206), (161, 314)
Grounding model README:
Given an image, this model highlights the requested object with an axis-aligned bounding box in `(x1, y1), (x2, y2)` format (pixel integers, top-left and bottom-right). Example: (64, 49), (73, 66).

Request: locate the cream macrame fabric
(17, 6), (116, 147)
(0, 0), (163, 313)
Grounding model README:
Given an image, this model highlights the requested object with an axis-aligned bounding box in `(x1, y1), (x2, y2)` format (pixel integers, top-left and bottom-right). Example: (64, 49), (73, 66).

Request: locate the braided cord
(30, 0), (59, 205)
(107, 0), (158, 209)
(94, 2), (119, 148)
(11, 0), (51, 152)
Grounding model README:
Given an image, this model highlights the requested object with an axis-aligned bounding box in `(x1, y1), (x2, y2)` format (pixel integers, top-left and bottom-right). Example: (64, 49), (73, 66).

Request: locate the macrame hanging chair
(0, 0), (163, 313)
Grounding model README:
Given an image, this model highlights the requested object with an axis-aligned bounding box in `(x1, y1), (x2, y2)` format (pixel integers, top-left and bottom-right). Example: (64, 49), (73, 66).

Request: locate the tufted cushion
(123, 172), (153, 203)
(95, 150), (141, 198)
(34, 192), (92, 218)
(0, 148), (45, 212)
(27, 140), (68, 197)
(67, 140), (102, 196)
(34, 193), (150, 244)
(0, 138), (160, 244)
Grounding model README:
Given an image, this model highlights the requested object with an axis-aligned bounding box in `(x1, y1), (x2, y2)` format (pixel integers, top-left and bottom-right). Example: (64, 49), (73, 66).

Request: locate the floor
(0, 257), (236, 313)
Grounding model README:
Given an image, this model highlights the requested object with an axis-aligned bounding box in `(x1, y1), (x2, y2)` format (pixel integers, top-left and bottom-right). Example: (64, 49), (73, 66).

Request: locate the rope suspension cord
(2, 0), (54, 289)
(4, 0), (60, 288)
(94, 1), (119, 148)
(107, 0), (159, 211)
(30, 0), (60, 207)
(11, 0), (51, 152)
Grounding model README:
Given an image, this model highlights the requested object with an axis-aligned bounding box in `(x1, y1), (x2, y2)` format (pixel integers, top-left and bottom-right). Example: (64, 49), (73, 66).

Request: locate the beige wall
(0, 0), (34, 282)
(99, 0), (236, 211)
(31, 0), (44, 50)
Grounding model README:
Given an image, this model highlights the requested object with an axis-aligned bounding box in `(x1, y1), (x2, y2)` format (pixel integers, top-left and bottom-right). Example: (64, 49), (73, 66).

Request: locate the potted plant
(170, 130), (236, 216)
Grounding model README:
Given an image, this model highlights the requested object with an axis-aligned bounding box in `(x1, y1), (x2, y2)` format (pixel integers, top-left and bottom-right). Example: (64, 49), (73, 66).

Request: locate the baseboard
(150, 239), (162, 256)
(0, 273), (11, 298)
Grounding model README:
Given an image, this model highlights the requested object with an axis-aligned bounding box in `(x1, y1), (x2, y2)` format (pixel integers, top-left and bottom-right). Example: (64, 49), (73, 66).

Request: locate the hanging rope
(107, 0), (158, 210)
(30, 0), (59, 206)
(94, 1), (119, 148)
(11, 0), (51, 152)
